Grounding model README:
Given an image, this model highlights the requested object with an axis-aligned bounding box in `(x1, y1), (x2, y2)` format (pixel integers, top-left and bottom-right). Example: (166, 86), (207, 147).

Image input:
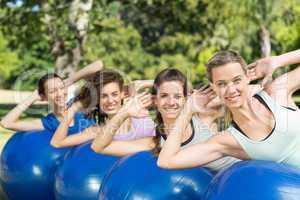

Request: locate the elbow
(94, 60), (104, 71)
(157, 158), (173, 169)
(50, 140), (63, 148)
(0, 121), (11, 129)
(91, 142), (104, 154)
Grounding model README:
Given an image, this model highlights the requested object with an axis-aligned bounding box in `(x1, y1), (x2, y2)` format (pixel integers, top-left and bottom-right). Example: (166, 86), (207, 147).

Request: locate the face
(211, 62), (250, 108)
(99, 82), (124, 116)
(43, 77), (67, 109)
(155, 81), (186, 121)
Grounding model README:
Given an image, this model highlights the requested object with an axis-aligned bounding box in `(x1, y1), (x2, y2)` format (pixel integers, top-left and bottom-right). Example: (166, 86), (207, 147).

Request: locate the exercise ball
(204, 160), (300, 200)
(55, 142), (119, 200)
(99, 151), (213, 200)
(0, 131), (69, 200)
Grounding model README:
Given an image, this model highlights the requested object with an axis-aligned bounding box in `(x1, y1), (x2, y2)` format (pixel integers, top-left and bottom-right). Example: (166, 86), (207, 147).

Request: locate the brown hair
(206, 50), (247, 127)
(75, 69), (124, 124)
(151, 68), (188, 155)
(38, 73), (62, 96)
(206, 50), (247, 82)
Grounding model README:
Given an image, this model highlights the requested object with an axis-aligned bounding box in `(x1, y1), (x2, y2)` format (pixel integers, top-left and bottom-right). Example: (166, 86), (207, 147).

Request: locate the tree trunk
(260, 24), (271, 57)
(43, 0), (93, 78)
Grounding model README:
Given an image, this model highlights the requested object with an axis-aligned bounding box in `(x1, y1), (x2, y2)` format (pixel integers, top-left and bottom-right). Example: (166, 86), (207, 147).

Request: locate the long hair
(74, 69), (124, 125)
(151, 68), (188, 155)
(206, 50), (247, 127)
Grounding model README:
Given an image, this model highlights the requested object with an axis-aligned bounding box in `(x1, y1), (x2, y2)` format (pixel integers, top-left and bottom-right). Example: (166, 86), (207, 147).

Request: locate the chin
(103, 108), (120, 115)
(225, 101), (243, 109)
(164, 112), (180, 119)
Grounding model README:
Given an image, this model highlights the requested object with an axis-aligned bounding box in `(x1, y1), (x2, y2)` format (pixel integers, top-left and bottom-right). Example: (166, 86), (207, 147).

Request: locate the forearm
(64, 60), (103, 87)
(273, 49), (300, 70)
(95, 138), (155, 156)
(50, 112), (74, 147)
(91, 109), (129, 152)
(52, 131), (96, 147)
(158, 104), (193, 165)
(158, 141), (224, 169)
(0, 91), (38, 128)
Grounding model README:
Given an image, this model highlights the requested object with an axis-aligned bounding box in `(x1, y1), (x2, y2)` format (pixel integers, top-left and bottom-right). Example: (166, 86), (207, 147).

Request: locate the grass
(0, 127), (12, 200)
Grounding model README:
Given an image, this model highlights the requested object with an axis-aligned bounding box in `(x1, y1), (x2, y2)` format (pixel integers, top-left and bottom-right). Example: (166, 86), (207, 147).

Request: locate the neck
(161, 117), (176, 135)
(53, 106), (66, 118)
(230, 98), (256, 123)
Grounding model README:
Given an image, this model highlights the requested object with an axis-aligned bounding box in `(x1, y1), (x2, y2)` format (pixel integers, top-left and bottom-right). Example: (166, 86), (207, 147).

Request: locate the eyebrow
(215, 75), (243, 83)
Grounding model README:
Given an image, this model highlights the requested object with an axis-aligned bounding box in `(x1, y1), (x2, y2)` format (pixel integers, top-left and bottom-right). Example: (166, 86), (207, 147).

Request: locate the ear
(209, 82), (217, 92)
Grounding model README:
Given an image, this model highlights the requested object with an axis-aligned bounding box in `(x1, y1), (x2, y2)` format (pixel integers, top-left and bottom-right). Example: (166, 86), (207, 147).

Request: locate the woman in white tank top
(157, 49), (300, 169)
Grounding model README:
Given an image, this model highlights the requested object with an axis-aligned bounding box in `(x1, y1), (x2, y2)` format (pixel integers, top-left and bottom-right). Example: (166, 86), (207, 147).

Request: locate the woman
(0, 60), (104, 132)
(157, 49), (300, 169)
(50, 69), (156, 148)
(90, 68), (239, 172)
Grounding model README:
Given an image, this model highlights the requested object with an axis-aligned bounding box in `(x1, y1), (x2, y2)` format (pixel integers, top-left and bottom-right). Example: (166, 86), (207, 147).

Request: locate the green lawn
(0, 128), (12, 200)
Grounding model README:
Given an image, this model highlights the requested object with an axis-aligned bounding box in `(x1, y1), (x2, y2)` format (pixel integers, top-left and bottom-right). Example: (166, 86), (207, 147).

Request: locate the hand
(123, 92), (152, 118)
(32, 89), (42, 101)
(125, 80), (154, 97)
(187, 85), (217, 115)
(68, 101), (84, 114)
(247, 56), (277, 87)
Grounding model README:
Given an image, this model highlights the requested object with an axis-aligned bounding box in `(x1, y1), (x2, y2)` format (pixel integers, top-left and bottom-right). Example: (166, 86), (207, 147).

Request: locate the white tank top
(228, 90), (300, 168)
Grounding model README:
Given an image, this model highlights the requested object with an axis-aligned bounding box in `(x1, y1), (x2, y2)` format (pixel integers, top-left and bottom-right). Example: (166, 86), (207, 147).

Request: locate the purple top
(113, 117), (156, 140)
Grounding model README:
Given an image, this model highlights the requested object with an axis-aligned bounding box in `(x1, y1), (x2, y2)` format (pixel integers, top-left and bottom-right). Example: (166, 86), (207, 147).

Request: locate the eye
(112, 92), (119, 97)
(160, 94), (168, 98)
(101, 94), (107, 99)
(233, 78), (242, 84)
(174, 94), (183, 99)
(217, 82), (226, 88)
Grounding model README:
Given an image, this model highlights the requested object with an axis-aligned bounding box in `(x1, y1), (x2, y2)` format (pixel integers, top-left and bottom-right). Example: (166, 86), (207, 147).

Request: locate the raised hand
(125, 80), (154, 97)
(187, 85), (217, 115)
(123, 92), (152, 118)
(247, 57), (277, 87)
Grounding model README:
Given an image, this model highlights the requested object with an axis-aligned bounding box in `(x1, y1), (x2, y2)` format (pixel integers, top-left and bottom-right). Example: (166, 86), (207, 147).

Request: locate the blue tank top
(41, 112), (96, 135)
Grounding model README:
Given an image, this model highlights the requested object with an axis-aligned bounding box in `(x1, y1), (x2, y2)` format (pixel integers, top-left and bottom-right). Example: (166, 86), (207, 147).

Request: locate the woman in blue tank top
(157, 49), (300, 169)
(0, 60), (103, 133)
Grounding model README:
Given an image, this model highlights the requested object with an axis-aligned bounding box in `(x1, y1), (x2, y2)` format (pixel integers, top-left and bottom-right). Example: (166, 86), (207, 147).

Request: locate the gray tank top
(228, 90), (300, 168)
(160, 115), (240, 171)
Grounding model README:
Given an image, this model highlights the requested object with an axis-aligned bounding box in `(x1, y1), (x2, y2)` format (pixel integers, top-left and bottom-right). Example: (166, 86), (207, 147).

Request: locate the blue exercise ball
(204, 160), (300, 200)
(55, 142), (119, 200)
(99, 151), (213, 200)
(0, 131), (70, 200)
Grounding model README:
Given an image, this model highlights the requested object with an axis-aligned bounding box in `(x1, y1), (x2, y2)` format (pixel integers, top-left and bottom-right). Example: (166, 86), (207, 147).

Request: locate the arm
(265, 65), (300, 109)
(247, 49), (300, 85)
(63, 60), (103, 87)
(0, 90), (44, 131)
(50, 102), (96, 148)
(157, 87), (237, 169)
(92, 137), (155, 156)
(91, 92), (152, 154)
(125, 80), (154, 97)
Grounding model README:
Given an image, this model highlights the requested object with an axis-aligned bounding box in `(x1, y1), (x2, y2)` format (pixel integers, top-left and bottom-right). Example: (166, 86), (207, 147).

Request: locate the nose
(56, 87), (65, 97)
(107, 95), (115, 104)
(167, 96), (177, 106)
(225, 82), (237, 95)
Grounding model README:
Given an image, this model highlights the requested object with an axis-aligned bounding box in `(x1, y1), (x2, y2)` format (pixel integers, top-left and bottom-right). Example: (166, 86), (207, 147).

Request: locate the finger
(198, 84), (210, 92)
(247, 62), (257, 70)
(141, 99), (153, 108)
(140, 94), (152, 103)
(136, 91), (148, 98)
